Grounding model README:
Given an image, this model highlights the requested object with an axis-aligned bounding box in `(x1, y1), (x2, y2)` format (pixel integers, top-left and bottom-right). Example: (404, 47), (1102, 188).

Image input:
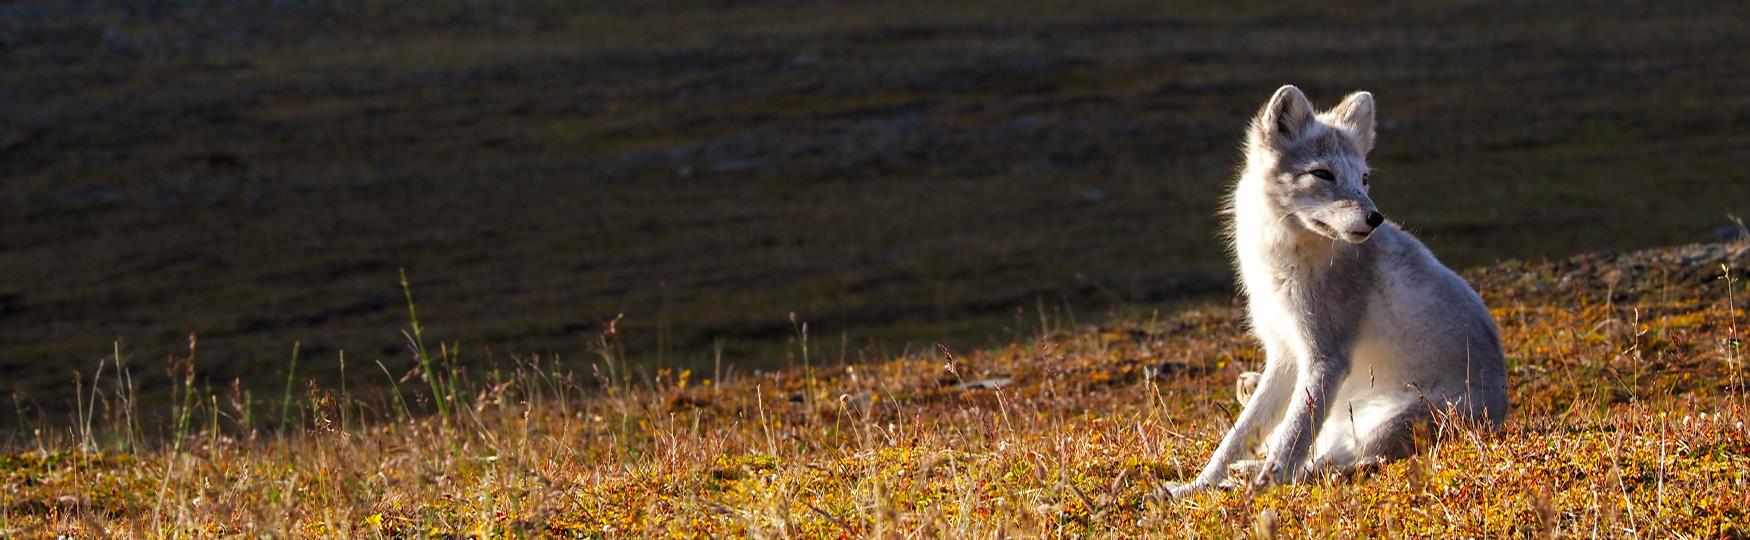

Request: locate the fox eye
(1308, 169), (1334, 181)
(1362, 172), (1371, 186)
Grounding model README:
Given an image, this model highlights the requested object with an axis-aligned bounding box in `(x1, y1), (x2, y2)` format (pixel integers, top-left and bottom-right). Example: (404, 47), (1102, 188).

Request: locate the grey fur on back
(1166, 85), (1508, 498)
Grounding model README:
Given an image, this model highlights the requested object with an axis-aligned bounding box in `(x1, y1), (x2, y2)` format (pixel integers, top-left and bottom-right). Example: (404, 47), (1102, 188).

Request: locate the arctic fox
(1166, 85), (1508, 498)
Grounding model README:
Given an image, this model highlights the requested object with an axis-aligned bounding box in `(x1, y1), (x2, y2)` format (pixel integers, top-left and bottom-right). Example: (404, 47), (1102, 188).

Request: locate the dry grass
(5, 243), (1749, 537)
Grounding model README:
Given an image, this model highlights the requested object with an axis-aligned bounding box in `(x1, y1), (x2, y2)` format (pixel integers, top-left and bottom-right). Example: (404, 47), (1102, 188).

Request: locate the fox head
(1246, 85), (1382, 244)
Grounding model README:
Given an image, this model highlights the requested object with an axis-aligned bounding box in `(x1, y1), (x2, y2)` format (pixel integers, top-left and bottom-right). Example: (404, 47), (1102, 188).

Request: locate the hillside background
(4, 0), (1749, 429)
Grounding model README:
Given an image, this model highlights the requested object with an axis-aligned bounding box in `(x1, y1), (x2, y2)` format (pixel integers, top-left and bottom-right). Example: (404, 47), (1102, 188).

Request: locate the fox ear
(1253, 85), (1316, 147)
(1331, 91), (1376, 154)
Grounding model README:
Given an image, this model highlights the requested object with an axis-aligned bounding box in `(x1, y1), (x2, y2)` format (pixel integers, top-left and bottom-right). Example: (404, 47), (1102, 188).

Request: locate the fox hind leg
(1309, 401), (1424, 479)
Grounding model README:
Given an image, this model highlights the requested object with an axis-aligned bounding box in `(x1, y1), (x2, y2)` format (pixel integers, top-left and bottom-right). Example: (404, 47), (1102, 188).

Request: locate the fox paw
(1158, 481), (1204, 500)
(1234, 371), (1262, 405)
(1221, 460), (1266, 488)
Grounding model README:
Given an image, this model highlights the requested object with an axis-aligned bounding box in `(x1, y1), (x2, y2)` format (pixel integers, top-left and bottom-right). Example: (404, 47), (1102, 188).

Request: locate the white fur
(1166, 86), (1508, 498)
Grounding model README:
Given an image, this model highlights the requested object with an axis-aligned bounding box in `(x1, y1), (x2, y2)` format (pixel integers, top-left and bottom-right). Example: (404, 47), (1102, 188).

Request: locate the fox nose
(1365, 211), (1385, 228)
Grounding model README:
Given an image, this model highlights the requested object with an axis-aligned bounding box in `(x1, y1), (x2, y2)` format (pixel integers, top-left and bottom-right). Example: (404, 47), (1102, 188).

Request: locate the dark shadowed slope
(3, 0), (1749, 426)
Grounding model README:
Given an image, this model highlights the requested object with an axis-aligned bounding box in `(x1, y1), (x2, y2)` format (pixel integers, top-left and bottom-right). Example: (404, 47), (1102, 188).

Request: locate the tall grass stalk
(791, 313), (815, 410)
(1724, 262), (1743, 406)
(375, 359), (411, 422)
(114, 342), (140, 453)
(280, 342), (299, 430)
(400, 268), (450, 427)
(339, 351), (351, 433)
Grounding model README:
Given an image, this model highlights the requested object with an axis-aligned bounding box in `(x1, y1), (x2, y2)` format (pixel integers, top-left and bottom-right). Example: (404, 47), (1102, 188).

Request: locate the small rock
(956, 378), (1013, 390)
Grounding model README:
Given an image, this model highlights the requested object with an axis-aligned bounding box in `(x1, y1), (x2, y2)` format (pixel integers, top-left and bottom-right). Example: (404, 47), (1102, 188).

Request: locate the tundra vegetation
(4, 0), (1750, 536)
(4, 244), (1747, 536)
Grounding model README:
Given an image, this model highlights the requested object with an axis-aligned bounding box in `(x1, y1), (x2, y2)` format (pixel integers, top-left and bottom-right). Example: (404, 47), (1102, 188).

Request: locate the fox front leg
(1252, 356), (1349, 485)
(1166, 355), (1297, 498)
